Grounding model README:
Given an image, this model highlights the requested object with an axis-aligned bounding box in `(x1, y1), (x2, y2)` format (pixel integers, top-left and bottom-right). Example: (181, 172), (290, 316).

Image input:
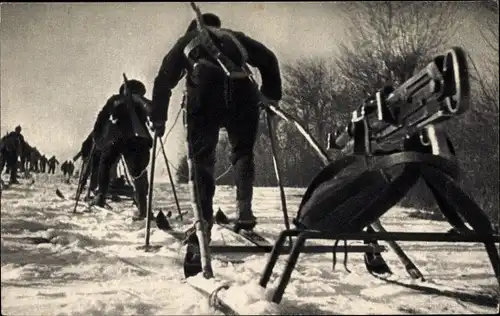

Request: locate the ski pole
(72, 160), (87, 213)
(265, 110), (292, 246)
(159, 137), (183, 221)
(73, 143), (95, 213)
(186, 136), (214, 279)
(119, 155), (138, 207)
(144, 134), (158, 248)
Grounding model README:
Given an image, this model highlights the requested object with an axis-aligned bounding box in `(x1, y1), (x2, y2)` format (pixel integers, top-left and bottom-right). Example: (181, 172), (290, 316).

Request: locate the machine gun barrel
(330, 47), (470, 153)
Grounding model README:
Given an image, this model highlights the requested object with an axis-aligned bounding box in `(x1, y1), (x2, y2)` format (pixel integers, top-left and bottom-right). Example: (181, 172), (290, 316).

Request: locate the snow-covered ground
(1, 174), (498, 315)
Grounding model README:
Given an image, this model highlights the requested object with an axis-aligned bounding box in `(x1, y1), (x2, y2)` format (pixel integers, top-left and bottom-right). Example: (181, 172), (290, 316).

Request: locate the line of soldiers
(74, 10), (282, 263)
(0, 125), (61, 185)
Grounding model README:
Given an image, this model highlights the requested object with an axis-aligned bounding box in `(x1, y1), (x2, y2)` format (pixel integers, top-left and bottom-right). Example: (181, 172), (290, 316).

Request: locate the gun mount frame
(257, 47), (500, 308)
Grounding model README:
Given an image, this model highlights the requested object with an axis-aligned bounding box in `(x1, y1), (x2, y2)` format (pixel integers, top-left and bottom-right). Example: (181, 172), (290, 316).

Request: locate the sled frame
(209, 243), (386, 254)
(259, 229), (500, 304)
(259, 130), (500, 305)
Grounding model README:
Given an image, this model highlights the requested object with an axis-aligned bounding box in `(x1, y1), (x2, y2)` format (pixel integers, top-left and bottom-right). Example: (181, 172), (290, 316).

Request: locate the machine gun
(327, 47), (470, 157)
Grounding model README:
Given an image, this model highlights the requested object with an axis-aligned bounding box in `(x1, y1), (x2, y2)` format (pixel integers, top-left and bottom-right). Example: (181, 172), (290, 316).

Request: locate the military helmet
(119, 79), (146, 96)
(186, 13), (221, 34)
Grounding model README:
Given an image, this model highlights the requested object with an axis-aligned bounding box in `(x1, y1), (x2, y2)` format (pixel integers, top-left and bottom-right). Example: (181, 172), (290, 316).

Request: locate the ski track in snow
(1, 173), (498, 315)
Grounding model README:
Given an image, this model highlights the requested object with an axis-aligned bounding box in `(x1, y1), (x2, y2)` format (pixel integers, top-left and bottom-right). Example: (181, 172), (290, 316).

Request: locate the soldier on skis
(47, 155), (59, 174)
(150, 12), (282, 247)
(61, 160), (74, 183)
(88, 78), (153, 221)
(0, 125), (25, 185)
(39, 154), (48, 173)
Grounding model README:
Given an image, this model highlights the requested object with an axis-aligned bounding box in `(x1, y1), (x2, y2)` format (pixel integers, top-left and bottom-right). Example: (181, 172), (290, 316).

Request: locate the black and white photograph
(1, 1), (499, 315)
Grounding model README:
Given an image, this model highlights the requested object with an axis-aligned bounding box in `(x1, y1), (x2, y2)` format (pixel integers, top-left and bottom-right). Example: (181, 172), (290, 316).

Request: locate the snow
(1, 173), (498, 315)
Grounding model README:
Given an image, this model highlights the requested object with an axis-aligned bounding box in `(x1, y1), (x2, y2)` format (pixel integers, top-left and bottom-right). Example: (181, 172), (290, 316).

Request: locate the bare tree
(281, 57), (350, 142)
(470, 0), (499, 113)
(336, 1), (458, 99)
(258, 57), (354, 185)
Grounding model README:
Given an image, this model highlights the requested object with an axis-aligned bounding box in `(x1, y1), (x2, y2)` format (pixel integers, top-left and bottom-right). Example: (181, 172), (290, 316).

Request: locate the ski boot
(131, 209), (155, 222)
(9, 179), (20, 185)
(131, 189), (154, 221)
(88, 192), (106, 208)
(131, 171), (153, 221)
(234, 199), (257, 231)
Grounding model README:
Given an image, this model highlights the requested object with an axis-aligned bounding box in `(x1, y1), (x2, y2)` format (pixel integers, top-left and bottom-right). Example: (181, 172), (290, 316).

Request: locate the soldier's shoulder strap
(183, 27), (248, 63)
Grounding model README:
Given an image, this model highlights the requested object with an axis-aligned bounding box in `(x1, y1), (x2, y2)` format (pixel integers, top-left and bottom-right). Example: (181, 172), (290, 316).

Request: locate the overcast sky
(0, 2), (496, 178)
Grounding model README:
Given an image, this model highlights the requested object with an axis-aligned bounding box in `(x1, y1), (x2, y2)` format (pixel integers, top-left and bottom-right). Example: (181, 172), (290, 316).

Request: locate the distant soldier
(39, 155), (48, 173)
(29, 147), (41, 172)
(47, 156), (59, 174)
(61, 160), (69, 176)
(61, 160), (74, 183)
(20, 142), (31, 173)
(0, 125), (25, 184)
(68, 160), (75, 178)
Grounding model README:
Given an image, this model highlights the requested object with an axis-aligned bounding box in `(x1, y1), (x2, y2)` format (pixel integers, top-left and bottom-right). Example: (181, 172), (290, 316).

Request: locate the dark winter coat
(150, 26), (282, 124)
(92, 93), (152, 151)
(0, 131), (25, 156)
(48, 156), (59, 167)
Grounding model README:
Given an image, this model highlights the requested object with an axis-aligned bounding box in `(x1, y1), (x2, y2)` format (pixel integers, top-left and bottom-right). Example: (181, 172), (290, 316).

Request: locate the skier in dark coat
(68, 160), (75, 178)
(20, 142), (32, 173)
(61, 160), (69, 176)
(40, 155), (48, 173)
(89, 79), (153, 221)
(47, 156), (59, 174)
(150, 13), (282, 244)
(29, 147), (41, 172)
(61, 160), (75, 183)
(0, 125), (25, 184)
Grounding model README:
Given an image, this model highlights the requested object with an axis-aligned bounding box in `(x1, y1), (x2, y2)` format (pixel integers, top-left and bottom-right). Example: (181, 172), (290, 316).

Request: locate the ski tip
(215, 209), (230, 225)
(407, 268), (425, 281)
(156, 210), (172, 231)
(183, 246), (202, 278)
(55, 188), (64, 199)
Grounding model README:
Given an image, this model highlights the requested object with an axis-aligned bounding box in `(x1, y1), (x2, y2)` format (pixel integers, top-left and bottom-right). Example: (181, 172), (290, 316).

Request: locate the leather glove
(152, 121), (166, 138)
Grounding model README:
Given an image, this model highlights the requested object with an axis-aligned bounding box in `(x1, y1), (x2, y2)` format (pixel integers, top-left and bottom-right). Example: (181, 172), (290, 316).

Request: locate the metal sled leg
(421, 164), (500, 287)
(259, 229), (500, 304)
(260, 153), (500, 305)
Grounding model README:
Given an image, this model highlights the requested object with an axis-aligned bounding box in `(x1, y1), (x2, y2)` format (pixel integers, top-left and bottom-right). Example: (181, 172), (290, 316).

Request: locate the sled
(255, 48), (500, 305)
